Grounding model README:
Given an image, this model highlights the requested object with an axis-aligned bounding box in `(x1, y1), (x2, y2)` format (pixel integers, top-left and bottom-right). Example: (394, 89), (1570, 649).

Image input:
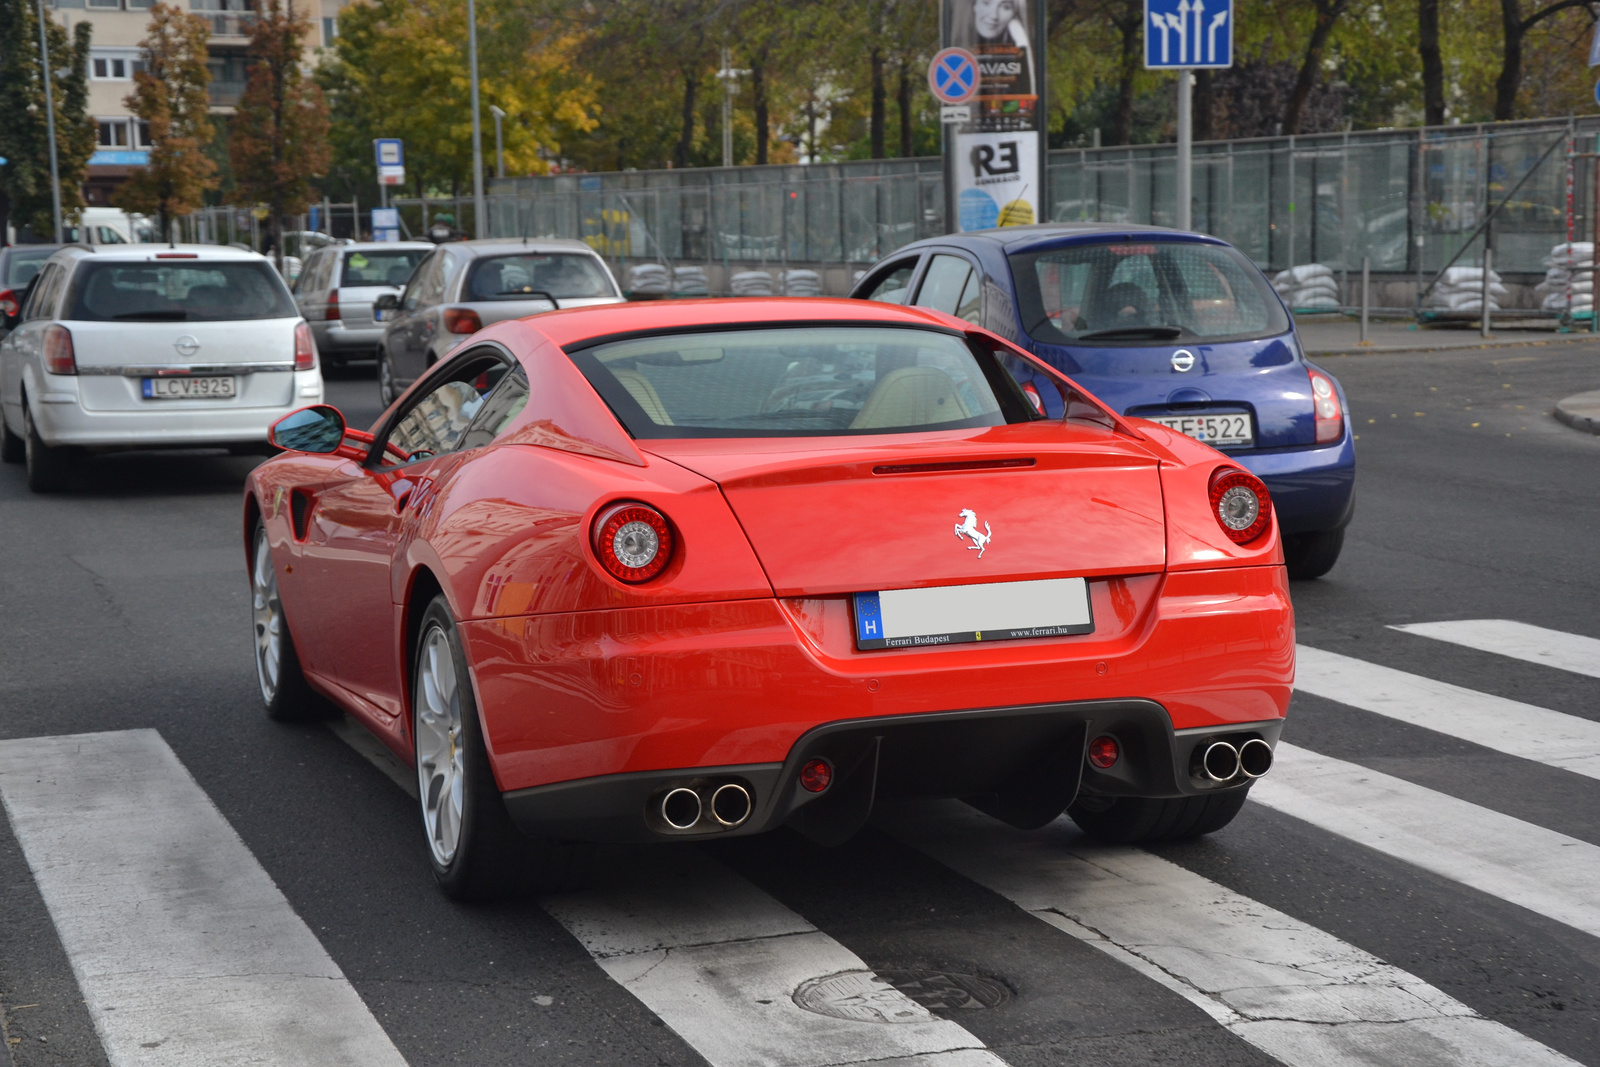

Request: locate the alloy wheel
(251, 528), (282, 703)
(415, 624), (466, 866)
(378, 352), (396, 407)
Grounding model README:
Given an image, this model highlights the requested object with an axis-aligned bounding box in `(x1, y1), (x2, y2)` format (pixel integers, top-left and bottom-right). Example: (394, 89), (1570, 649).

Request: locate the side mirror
(269, 404), (346, 453)
(374, 292), (400, 310)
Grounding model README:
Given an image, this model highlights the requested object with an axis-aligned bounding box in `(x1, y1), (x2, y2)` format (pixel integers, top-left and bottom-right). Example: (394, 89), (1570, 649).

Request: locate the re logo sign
(1144, 0), (1233, 69)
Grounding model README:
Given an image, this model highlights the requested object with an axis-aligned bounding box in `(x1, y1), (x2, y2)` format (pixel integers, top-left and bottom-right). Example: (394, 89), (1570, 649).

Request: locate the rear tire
(250, 520), (328, 722)
(1, 414), (22, 463)
(412, 595), (587, 900)
(23, 401), (71, 493)
(1284, 528), (1345, 580)
(377, 348), (399, 409)
(1066, 789), (1250, 844)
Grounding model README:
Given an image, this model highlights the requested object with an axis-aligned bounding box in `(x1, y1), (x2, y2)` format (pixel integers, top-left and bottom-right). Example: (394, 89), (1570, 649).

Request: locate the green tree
(229, 0), (330, 268)
(0, 0), (94, 242)
(114, 3), (217, 239)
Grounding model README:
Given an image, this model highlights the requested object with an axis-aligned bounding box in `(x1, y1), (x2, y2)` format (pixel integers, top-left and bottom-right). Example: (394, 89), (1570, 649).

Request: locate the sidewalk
(1555, 391), (1600, 435)
(1293, 315), (1600, 357)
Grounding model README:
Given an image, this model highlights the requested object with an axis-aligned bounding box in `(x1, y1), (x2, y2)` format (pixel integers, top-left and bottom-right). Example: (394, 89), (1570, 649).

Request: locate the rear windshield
(4, 249), (55, 288)
(66, 260), (296, 322)
(1011, 240), (1289, 345)
(464, 253), (615, 302)
(569, 326), (1037, 438)
(342, 249), (426, 287)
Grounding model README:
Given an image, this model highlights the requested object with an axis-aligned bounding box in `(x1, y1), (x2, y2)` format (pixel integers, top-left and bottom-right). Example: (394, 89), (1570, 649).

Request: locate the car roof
(48, 244), (268, 264)
(450, 238), (605, 258)
(908, 223), (1227, 255)
(523, 297), (963, 349)
(331, 241), (434, 252)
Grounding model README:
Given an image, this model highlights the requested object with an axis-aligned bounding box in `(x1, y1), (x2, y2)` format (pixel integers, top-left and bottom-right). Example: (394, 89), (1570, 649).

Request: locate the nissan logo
(174, 335), (200, 357)
(1170, 348), (1196, 372)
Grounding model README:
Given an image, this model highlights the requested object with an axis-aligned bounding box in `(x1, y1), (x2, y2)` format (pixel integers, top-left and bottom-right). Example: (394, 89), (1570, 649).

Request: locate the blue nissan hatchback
(849, 223), (1355, 579)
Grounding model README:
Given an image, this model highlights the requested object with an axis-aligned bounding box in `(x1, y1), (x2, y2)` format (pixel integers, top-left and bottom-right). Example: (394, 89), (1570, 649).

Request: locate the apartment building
(48, 0), (341, 207)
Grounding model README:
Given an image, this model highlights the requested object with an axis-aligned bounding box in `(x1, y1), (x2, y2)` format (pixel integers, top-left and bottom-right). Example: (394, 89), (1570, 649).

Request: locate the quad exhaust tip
(1201, 741), (1241, 783)
(710, 783), (752, 827)
(660, 787), (702, 830)
(1238, 738), (1274, 779)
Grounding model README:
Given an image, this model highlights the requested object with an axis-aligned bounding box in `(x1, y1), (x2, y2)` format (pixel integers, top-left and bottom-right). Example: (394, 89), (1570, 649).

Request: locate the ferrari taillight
(1208, 467), (1272, 545)
(1309, 369), (1343, 443)
(293, 321), (317, 371)
(592, 502), (674, 583)
(325, 289), (340, 321)
(43, 324), (76, 375)
(442, 307), (482, 335)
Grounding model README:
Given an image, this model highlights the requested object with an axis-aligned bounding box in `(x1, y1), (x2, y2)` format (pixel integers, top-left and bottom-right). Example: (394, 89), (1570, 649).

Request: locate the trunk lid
(644, 422), (1165, 597)
(335, 285), (396, 329)
(69, 317), (299, 411)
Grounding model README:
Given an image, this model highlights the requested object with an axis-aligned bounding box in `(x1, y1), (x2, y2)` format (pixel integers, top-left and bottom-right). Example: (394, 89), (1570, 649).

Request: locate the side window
(438, 248), (468, 300)
(403, 253), (441, 310)
(24, 265), (62, 320)
(377, 351), (512, 465)
(860, 258), (918, 304)
(456, 366), (530, 451)
(914, 254), (981, 324)
(292, 251), (317, 293)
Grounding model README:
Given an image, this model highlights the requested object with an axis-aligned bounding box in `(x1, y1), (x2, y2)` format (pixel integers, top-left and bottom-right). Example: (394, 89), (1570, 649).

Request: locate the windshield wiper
(1075, 325), (1184, 341)
(492, 288), (560, 306)
(112, 311), (189, 321)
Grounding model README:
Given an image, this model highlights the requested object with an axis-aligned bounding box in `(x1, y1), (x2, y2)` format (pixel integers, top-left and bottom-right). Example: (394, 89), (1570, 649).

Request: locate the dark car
(0, 245), (61, 338)
(850, 224), (1354, 579)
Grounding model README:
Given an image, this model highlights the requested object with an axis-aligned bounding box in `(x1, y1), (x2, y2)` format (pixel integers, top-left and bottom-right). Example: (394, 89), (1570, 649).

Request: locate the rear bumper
(29, 371), (324, 447)
(311, 321), (383, 356)
(462, 564), (1293, 824)
(1235, 431), (1356, 535)
(501, 701), (1282, 844)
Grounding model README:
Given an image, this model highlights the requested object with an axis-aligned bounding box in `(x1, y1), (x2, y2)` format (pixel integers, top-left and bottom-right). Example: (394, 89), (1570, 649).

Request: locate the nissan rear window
(342, 249), (426, 286)
(1011, 240), (1289, 345)
(4, 249), (55, 288)
(568, 326), (1038, 438)
(464, 253), (615, 301)
(66, 261), (297, 321)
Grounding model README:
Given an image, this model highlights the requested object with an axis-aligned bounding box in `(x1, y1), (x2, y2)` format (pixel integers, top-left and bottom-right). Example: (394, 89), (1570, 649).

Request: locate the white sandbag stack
(780, 269), (822, 296)
(1422, 266), (1505, 313)
(671, 266), (709, 295)
(729, 270), (775, 296)
(627, 263), (668, 295)
(1271, 264), (1340, 309)
(1534, 242), (1595, 312)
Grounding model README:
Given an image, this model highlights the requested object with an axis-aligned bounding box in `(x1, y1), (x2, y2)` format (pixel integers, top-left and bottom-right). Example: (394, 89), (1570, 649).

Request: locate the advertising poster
(944, 0), (1042, 230)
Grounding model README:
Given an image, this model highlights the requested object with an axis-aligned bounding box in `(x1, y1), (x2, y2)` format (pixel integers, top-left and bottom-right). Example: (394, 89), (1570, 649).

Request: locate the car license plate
(142, 376), (237, 400)
(1149, 412), (1253, 447)
(853, 577), (1094, 651)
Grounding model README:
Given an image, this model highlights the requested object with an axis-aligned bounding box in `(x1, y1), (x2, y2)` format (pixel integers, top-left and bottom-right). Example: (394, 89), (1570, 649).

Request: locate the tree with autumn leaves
(229, 0), (330, 269)
(0, 0), (95, 241)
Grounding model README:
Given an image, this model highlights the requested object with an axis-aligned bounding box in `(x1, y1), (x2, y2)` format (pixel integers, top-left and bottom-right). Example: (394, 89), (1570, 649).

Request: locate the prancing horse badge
(954, 509), (992, 557)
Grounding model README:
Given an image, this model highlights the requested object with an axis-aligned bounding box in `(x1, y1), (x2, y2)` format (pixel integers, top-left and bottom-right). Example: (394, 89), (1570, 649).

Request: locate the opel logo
(174, 334), (200, 357)
(1170, 348), (1196, 373)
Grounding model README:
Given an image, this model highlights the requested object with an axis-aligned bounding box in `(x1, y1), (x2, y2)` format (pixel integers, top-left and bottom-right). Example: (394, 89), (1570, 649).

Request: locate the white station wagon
(0, 245), (324, 491)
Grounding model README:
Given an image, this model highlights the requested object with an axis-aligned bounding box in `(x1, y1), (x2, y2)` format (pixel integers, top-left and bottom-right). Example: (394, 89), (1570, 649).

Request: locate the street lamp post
(489, 105), (506, 180)
(467, 0), (485, 238)
(35, 0), (63, 244)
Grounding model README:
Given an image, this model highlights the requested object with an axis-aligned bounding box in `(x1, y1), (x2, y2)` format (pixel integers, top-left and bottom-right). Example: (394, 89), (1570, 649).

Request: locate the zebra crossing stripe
(1295, 644), (1600, 780)
(879, 800), (1582, 1067)
(1254, 743), (1600, 938)
(541, 848), (1007, 1067)
(0, 730), (409, 1067)
(1390, 619), (1600, 679)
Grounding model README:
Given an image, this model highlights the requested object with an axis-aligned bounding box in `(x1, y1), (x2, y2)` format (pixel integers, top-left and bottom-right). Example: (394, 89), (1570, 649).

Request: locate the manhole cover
(793, 969), (1011, 1023)
(792, 971), (929, 1024)
(879, 969), (1011, 1011)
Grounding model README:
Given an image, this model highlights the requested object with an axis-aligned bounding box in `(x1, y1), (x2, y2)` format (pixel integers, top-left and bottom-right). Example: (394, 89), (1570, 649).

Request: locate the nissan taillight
(0, 289), (19, 319)
(325, 289), (340, 321)
(442, 307), (482, 334)
(1308, 369), (1343, 443)
(293, 321), (318, 371)
(1208, 467), (1272, 544)
(592, 502), (674, 583)
(43, 324), (77, 375)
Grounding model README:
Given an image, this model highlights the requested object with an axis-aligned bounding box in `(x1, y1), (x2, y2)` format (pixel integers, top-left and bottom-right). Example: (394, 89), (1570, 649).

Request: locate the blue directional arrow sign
(1145, 0), (1233, 69)
(928, 47), (979, 105)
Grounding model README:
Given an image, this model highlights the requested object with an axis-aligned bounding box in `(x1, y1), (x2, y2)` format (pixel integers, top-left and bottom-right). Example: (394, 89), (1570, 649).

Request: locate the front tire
(251, 520), (327, 721)
(377, 348), (399, 409)
(1284, 528), (1345, 580)
(412, 595), (586, 900)
(23, 401), (71, 493)
(1066, 789), (1249, 844)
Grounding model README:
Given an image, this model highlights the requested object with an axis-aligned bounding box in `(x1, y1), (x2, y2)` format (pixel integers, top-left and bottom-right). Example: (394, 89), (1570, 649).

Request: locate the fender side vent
(290, 490), (313, 540)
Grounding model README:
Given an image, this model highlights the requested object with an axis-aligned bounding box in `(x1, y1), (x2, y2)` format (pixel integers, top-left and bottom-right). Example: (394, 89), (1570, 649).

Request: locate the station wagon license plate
(1149, 412), (1253, 447)
(853, 577), (1094, 651)
(142, 376), (237, 400)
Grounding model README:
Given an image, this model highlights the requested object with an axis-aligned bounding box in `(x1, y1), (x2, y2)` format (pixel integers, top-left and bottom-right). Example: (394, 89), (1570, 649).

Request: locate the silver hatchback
(373, 238), (623, 407)
(293, 241), (432, 366)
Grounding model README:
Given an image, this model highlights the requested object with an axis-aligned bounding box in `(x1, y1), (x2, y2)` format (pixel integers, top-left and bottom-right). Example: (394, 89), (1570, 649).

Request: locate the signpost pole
(1176, 69), (1192, 231)
(467, 0), (485, 239)
(35, 0), (63, 244)
(1036, 0), (1050, 223)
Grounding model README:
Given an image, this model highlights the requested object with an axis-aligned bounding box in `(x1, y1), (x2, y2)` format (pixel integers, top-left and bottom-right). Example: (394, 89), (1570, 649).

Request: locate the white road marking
(880, 800), (1581, 1067)
(1295, 644), (1600, 780)
(0, 729), (410, 1067)
(1390, 619), (1600, 679)
(1253, 743), (1600, 938)
(542, 849), (1007, 1067)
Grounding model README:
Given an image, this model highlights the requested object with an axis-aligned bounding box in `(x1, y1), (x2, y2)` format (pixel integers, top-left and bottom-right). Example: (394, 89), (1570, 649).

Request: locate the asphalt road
(0, 345), (1596, 1066)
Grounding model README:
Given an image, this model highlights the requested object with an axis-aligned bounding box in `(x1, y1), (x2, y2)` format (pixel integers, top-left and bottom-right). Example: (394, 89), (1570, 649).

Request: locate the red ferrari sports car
(246, 298), (1293, 898)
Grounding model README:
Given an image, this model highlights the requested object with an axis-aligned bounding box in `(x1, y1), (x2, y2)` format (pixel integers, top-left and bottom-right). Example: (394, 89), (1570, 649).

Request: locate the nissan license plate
(852, 577), (1094, 651)
(142, 376), (237, 400)
(1149, 412), (1253, 447)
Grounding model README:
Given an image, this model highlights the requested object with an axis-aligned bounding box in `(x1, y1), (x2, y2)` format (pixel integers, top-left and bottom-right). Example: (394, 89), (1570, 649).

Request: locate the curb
(1306, 334), (1600, 358)
(1555, 390), (1600, 435)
